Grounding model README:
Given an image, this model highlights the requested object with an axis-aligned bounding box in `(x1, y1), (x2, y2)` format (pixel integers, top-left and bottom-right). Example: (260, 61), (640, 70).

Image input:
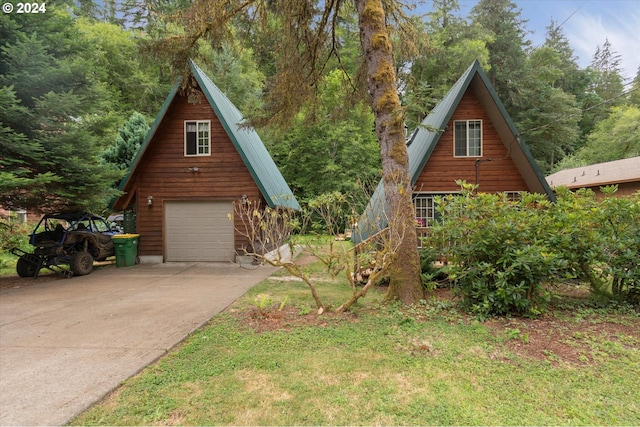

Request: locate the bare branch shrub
(234, 185), (406, 314)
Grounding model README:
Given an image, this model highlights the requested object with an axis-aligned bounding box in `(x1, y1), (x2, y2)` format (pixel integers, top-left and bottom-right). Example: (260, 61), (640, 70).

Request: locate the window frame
(453, 119), (483, 158)
(413, 192), (456, 248)
(184, 120), (211, 157)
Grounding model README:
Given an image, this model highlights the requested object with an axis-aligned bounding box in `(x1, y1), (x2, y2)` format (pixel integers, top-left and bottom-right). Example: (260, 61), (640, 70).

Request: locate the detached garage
(110, 60), (299, 263)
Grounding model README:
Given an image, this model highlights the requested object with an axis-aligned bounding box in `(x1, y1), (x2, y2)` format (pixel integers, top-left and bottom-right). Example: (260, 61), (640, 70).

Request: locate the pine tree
(102, 112), (150, 170)
(470, 0), (531, 112)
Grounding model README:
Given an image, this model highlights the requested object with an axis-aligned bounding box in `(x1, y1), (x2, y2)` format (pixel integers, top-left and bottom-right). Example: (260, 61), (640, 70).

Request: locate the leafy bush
(0, 215), (32, 274)
(427, 183), (559, 318)
(425, 183), (640, 317)
(545, 187), (604, 290)
(597, 187), (640, 304)
(418, 246), (450, 291)
(547, 187), (640, 304)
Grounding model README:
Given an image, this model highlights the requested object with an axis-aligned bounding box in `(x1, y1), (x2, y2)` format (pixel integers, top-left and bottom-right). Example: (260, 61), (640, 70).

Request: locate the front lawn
(71, 254), (640, 426)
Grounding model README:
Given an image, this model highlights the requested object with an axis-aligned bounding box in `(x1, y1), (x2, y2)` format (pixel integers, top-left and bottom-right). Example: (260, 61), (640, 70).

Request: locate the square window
(185, 120), (210, 156)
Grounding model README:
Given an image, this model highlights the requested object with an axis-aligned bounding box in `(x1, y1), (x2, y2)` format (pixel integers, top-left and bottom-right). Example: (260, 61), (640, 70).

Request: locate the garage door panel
(165, 201), (234, 262)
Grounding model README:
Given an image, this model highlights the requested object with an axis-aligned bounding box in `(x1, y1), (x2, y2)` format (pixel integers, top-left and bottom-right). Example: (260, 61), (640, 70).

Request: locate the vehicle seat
(53, 224), (65, 241)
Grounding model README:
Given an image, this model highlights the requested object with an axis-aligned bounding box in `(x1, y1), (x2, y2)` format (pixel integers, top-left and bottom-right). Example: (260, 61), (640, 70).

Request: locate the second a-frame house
(354, 60), (555, 244)
(111, 60), (299, 263)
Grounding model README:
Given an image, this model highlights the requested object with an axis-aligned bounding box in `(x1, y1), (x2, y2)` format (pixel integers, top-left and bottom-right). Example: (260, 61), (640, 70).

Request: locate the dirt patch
(484, 315), (640, 366)
(231, 305), (356, 334)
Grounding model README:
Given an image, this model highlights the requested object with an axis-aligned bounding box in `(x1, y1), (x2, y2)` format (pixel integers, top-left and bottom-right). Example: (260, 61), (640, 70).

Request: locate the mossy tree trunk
(354, 0), (423, 304)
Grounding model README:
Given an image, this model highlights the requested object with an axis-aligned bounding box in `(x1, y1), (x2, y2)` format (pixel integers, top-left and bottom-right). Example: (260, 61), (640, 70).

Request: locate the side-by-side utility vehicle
(11, 212), (120, 278)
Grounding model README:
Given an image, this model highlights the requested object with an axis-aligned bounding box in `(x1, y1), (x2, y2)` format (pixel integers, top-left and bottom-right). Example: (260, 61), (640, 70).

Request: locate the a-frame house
(111, 60), (299, 263)
(354, 60), (555, 244)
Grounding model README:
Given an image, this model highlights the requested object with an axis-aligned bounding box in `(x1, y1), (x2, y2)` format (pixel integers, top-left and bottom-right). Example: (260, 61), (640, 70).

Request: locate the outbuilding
(111, 60), (299, 263)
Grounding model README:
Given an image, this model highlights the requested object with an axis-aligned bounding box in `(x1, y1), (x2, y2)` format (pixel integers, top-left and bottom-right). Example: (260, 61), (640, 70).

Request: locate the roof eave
(109, 80), (182, 210)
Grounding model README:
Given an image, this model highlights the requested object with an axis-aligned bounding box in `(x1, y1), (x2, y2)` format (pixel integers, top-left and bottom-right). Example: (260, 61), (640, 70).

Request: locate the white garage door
(165, 201), (234, 262)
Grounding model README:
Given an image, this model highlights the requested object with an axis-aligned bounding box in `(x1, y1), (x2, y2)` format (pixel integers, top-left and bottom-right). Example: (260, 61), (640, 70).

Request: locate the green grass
(71, 253), (640, 426)
(0, 252), (18, 276)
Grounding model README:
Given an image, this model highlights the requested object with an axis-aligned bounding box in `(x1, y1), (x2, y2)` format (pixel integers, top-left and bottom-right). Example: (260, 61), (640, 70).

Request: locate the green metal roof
(112, 60), (299, 211)
(353, 60), (555, 243)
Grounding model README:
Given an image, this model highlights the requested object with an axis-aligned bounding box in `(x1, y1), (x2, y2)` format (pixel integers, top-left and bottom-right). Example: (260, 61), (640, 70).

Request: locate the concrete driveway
(0, 261), (278, 426)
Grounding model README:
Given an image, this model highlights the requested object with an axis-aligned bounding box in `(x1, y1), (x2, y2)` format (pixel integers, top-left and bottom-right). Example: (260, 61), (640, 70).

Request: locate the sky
(415, 0), (640, 82)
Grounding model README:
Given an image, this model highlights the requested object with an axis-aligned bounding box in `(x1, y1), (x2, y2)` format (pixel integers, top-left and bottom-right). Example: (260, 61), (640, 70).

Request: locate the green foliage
(516, 47), (581, 172)
(427, 183), (640, 317)
(265, 69), (381, 201)
(597, 189), (640, 303)
(101, 111), (150, 170)
(405, 0), (491, 127)
(428, 183), (557, 318)
(556, 105), (640, 169)
(417, 246), (450, 292)
(0, 6), (157, 212)
(0, 215), (30, 252)
(470, 0), (531, 112)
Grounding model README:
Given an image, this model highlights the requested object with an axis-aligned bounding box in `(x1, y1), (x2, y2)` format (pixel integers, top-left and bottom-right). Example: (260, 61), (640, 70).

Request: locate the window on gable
(185, 120), (211, 156)
(454, 120), (482, 157)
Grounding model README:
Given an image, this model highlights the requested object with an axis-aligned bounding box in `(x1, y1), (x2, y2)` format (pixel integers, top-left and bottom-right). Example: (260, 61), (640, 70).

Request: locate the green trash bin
(112, 234), (140, 267)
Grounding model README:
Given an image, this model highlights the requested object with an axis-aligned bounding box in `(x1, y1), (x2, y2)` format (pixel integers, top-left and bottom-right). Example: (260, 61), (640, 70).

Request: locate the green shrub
(545, 187), (604, 290)
(0, 216), (31, 252)
(425, 183), (640, 317)
(427, 184), (559, 318)
(418, 246), (450, 291)
(548, 187), (640, 305)
(597, 188), (640, 305)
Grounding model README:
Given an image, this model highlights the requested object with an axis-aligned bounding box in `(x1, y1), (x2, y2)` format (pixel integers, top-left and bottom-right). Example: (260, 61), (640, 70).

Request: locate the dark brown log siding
(129, 89), (265, 257)
(414, 88), (529, 193)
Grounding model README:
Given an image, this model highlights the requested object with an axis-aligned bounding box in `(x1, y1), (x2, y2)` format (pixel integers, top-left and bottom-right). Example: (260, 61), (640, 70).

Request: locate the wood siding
(413, 88), (529, 193)
(127, 89), (265, 258)
(582, 181), (640, 200)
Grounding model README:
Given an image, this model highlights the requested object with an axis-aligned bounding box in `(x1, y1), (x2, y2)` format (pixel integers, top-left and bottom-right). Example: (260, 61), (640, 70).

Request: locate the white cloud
(563, 2), (640, 81)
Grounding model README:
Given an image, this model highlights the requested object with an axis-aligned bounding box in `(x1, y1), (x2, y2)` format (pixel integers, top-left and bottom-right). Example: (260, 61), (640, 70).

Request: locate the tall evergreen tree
(0, 7), (121, 212)
(580, 38), (626, 138)
(469, 0), (531, 112)
(406, 0), (491, 127)
(629, 67), (640, 107)
(516, 47), (581, 172)
(102, 112), (150, 170)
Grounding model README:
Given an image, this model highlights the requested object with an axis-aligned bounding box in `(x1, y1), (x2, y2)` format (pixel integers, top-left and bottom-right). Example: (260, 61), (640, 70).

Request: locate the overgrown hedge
(423, 183), (640, 318)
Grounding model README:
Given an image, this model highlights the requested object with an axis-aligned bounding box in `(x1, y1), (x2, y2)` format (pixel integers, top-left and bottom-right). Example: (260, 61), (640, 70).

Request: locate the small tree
(102, 112), (150, 170)
(234, 198), (326, 312)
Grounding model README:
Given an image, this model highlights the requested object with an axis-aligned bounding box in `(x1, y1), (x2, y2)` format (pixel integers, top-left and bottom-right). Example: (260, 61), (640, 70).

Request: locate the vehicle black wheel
(70, 251), (94, 276)
(16, 255), (38, 277)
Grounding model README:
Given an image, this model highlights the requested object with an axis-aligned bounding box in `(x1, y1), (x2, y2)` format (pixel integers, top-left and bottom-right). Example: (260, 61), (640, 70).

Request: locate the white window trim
(184, 120), (211, 157)
(453, 119), (483, 158)
(413, 191), (458, 248)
